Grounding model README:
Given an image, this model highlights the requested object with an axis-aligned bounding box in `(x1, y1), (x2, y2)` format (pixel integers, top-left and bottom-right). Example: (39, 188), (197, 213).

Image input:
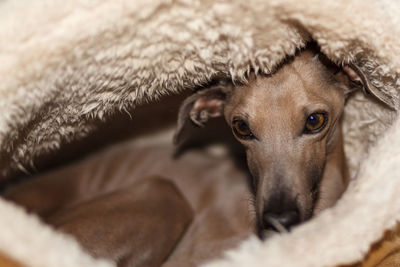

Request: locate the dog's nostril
(262, 210), (300, 232)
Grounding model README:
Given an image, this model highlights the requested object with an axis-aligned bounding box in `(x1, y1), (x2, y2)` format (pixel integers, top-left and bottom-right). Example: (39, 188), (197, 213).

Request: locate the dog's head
(174, 49), (385, 237)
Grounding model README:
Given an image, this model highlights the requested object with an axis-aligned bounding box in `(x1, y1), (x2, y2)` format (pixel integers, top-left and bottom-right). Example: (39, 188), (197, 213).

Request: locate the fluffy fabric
(0, 0), (399, 266)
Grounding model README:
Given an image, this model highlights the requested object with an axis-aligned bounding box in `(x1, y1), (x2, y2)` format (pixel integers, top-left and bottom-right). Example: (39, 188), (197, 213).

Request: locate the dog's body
(47, 177), (193, 267)
(3, 48), (374, 266)
(3, 143), (253, 267)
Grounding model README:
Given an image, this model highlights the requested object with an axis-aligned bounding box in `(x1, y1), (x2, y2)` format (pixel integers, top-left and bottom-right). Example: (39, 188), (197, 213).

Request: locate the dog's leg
(47, 176), (193, 267)
(2, 171), (80, 218)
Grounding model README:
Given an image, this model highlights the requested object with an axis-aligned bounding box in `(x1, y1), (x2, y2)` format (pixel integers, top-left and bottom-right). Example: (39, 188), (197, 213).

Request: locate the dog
(2, 47), (387, 266)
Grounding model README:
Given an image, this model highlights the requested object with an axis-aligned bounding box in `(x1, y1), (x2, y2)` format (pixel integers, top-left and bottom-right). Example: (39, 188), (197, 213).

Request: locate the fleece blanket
(1, 0), (400, 266)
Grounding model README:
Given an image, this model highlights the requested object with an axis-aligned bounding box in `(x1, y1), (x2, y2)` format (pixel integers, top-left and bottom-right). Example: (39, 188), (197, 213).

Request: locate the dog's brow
(325, 72), (340, 85)
(233, 111), (250, 121)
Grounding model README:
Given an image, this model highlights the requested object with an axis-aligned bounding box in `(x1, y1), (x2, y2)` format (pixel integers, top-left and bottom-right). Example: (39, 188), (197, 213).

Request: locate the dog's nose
(262, 210), (300, 231)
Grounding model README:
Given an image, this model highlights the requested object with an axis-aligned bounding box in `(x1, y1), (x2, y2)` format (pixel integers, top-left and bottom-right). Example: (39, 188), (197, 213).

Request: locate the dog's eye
(232, 119), (254, 140)
(304, 113), (327, 134)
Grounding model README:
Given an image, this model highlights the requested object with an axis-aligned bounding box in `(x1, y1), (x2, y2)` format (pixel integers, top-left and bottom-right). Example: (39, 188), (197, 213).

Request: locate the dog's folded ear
(173, 84), (233, 145)
(342, 63), (396, 110)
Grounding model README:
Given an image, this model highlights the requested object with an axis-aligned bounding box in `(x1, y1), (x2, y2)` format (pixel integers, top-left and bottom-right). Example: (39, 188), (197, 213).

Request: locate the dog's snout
(262, 209), (300, 231)
(260, 191), (301, 232)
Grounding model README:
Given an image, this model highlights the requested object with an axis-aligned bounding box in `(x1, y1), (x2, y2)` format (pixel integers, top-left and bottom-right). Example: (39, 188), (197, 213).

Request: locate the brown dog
(2, 47), (384, 266)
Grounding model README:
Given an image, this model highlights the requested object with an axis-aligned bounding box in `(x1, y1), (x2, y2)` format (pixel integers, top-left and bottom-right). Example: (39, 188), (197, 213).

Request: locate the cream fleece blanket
(1, 0), (400, 266)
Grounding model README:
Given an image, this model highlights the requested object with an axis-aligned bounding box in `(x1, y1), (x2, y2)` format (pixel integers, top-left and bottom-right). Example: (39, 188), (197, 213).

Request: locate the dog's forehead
(225, 51), (343, 133)
(234, 51), (338, 105)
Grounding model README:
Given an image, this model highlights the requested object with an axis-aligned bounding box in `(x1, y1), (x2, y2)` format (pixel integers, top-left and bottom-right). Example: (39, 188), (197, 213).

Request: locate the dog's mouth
(258, 217), (289, 239)
(256, 209), (314, 240)
(257, 218), (308, 240)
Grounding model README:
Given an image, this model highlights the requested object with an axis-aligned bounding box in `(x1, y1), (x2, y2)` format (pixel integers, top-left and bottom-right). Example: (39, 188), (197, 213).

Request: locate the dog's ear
(341, 63), (396, 110)
(173, 84), (232, 145)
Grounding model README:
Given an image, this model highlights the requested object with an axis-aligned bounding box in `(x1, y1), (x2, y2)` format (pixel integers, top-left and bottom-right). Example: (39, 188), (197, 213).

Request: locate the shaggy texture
(1, 0), (400, 266)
